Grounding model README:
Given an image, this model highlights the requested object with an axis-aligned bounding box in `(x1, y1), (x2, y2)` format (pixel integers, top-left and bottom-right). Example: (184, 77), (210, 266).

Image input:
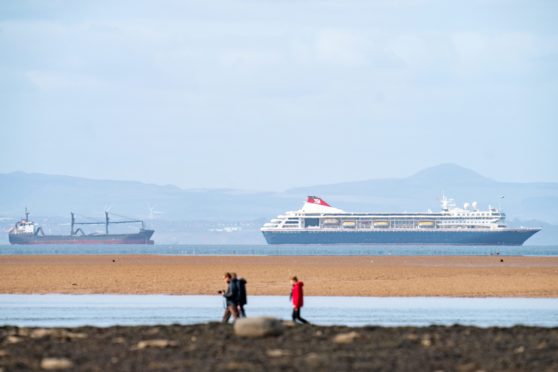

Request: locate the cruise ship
(261, 196), (540, 245)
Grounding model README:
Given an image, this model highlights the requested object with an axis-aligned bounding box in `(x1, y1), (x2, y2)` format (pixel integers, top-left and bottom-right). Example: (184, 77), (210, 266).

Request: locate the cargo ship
(261, 196), (540, 245)
(8, 209), (154, 245)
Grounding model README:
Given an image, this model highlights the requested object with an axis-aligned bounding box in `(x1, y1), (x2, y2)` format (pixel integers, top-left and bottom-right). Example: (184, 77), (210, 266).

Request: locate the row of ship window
(280, 220), (492, 227)
(287, 215), (495, 220)
(283, 219), (493, 224)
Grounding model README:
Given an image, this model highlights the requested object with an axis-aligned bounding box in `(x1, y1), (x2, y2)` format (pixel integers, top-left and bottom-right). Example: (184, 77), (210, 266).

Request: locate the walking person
(220, 272), (239, 323)
(290, 276), (309, 324)
(237, 276), (247, 317)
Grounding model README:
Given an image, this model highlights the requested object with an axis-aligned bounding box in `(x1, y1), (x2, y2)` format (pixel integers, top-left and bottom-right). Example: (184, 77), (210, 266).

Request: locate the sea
(2, 243), (557, 328)
(1, 244), (558, 256)
(1, 295), (557, 328)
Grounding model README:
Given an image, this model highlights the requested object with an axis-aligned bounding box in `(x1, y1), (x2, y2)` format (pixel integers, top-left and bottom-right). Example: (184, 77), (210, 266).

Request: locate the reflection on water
(1, 295), (557, 328)
(1, 244), (558, 256)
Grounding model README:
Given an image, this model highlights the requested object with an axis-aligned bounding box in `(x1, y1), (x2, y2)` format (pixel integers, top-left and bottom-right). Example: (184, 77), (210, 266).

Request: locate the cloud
(315, 29), (364, 66)
(389, 33), (452, 71)
(451, 31), (539, 76)
(25, 70), (109, 91)
(220, 48), (282, 67)
(1, 1), (557, 188)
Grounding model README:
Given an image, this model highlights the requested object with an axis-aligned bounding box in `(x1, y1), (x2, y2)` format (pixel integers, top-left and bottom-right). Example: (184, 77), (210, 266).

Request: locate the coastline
(1, 255), (557, 297)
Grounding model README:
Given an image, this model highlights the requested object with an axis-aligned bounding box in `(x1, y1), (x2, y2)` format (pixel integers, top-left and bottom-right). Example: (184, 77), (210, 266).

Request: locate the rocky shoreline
(1, 322), (557, 371)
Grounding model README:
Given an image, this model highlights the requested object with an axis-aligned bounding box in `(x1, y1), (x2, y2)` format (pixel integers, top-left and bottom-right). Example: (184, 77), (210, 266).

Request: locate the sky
(1, 0), (557, 191)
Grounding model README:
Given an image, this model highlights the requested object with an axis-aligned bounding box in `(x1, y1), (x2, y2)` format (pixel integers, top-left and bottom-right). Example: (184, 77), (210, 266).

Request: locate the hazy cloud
(0, 0), (557, 190)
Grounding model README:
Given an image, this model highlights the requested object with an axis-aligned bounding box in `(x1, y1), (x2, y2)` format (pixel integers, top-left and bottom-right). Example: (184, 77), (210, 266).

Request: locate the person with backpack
(220, 272), (239, 323)
(290, 276), (309, 324)
(237, 276), (248, 317)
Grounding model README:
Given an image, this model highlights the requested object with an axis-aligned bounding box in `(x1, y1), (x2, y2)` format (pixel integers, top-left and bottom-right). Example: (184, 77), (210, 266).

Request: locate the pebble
(513, 346), (525, 354)
(5, 336), (22, 344)
(234, 317), (283, 338)
(40, 357), (74, 370)
(456, 362), (478, 372)
(15, 329), (31, 337)
(145, 327), (160, 335)
(225, 361), (256, 370)
(333, 331), (360, 344)
(112, 336), (126, 344)
(421, 335), (432, 348)
(404, 333), (419, 341)
(304, 352), (327, 368)
(64, 331), (87, 339)
(266, 349), (290, 358)
(30, 329), (87, 339)
(132, 339), (178, 350)
(31, 328), (51, 338)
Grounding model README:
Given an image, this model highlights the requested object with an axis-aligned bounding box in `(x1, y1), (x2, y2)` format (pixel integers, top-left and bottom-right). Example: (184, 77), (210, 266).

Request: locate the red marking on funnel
(307, 196), (331, 207)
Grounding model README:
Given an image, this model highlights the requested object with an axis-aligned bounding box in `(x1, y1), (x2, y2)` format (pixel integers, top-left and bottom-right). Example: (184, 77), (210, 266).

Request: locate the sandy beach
(1, 255), (557, 297)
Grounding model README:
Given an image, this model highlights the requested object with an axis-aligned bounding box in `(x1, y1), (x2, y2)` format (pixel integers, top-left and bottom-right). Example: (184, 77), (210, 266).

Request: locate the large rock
(234, 317), (283, 337)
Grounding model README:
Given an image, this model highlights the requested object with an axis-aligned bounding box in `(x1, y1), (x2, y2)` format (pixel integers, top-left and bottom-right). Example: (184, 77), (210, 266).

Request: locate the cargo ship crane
(70, 212), (145, 236)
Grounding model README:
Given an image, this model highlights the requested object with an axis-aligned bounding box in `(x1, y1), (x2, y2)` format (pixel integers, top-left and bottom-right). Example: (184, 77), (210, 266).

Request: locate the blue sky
(1, 0), (557, 190)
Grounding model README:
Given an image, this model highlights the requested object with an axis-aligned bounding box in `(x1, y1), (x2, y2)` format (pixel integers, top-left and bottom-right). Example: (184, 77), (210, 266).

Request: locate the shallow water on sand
(1, 244), (558, 256)
(1, 295), (557, 328)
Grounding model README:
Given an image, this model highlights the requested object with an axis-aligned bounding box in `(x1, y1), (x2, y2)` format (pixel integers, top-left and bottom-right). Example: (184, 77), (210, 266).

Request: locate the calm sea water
(3, 245), (556, 328)
(1, 295), (557, 328)
(1, 244), (558, 256)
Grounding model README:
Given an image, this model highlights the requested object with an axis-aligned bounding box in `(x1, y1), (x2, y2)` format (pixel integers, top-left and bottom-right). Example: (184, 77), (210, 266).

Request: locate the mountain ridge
(1, 164), (557, 234)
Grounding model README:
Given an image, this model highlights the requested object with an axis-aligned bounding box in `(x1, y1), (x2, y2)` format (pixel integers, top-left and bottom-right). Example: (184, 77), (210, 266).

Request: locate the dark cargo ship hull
(9, 229), (154, 245)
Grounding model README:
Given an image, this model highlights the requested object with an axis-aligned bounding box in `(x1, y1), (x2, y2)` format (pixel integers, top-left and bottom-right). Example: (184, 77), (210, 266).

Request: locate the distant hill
(287, 163), (558, 225)
(1, 164), (557, 244)
(0, 172), (295, 221)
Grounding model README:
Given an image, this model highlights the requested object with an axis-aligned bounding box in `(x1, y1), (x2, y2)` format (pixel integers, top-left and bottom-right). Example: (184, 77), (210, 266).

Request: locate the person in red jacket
(290, 276), (309, 324)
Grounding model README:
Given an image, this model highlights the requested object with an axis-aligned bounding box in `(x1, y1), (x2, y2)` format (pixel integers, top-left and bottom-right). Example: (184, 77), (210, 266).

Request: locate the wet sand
(1, 255), (557, 297)
(1, 323), (557, 371)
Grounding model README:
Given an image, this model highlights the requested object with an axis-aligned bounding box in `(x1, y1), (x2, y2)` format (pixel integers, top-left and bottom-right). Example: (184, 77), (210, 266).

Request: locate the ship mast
(69, 212), (145, 235)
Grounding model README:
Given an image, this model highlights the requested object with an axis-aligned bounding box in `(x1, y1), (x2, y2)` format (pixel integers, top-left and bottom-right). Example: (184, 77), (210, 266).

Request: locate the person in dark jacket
(221, 272), (239, 323)
(237, 276), (248, 317)
(290, 276), (309, 324)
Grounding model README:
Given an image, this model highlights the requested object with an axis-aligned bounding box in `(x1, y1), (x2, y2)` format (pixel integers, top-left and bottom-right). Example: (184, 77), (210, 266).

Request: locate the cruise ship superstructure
(261, 196), (540, 245)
